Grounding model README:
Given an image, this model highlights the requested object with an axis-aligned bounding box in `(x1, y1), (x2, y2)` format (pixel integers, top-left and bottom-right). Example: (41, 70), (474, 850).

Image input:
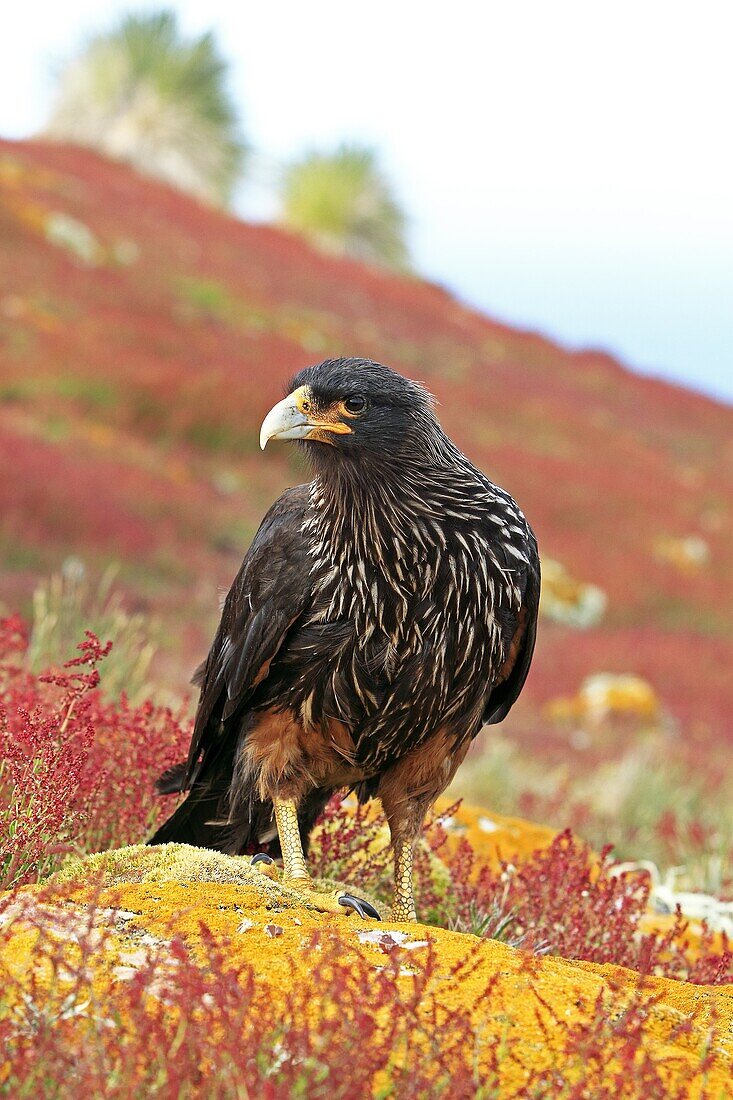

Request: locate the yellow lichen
(546, 673), (660, 724)
(438, 802), (559, 868)
(1, 830), (730, 1096)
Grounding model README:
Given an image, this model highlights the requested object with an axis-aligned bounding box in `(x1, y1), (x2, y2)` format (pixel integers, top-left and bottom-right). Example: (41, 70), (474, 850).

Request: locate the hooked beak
(259, 386), (352, 449)
(259, 392), (312, 449)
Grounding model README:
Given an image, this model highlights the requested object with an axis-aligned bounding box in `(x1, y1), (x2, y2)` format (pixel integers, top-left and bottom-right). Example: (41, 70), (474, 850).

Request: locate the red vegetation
(0, 615), (189, 889)
(309, 795), (732, 985)
(435, 826), (731, 984)
(3, 895), (723, 1099)
(0, 909), (491, 1099)
(2, 614), (729, 986)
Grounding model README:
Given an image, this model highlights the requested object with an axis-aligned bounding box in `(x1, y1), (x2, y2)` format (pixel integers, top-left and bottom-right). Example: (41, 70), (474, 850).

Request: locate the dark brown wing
(183, 484), (312, 788)
(482, 537), (540, 726)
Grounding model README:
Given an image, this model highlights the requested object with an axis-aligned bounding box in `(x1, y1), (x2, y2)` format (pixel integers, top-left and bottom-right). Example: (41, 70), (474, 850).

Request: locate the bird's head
(259, 358), (440, 466)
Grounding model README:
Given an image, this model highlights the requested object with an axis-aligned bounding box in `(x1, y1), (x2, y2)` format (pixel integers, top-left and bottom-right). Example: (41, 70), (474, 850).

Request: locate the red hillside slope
(1, 138), (732, 768)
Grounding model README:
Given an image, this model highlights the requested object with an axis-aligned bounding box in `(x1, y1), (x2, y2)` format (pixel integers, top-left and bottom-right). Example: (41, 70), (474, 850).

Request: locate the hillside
(1, 136), (732, 785)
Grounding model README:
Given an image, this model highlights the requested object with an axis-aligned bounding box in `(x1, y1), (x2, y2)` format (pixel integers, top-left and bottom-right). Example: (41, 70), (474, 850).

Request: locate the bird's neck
(304, 441), (485, 581)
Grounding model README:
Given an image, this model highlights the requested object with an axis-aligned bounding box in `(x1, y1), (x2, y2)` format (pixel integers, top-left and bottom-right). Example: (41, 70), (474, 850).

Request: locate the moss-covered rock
(1, 815), (731, 1096)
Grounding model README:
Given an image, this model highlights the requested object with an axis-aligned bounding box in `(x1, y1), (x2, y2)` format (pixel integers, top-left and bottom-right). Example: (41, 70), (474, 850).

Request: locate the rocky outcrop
(1, 813), (730, 1096)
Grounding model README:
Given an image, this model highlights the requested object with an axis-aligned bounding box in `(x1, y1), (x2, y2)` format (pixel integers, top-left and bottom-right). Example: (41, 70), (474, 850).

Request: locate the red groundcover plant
(0, 613), (189, 889)
(435, 826), (732, 984)
(309, 799), (732, 985)
(0, 894), (725, 1100)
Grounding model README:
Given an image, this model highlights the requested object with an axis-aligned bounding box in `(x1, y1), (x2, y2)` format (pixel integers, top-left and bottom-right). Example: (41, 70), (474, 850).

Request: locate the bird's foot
(249, 855), (379, 919)
(250, 852), (275, 867)
(282, 875), (381, 919)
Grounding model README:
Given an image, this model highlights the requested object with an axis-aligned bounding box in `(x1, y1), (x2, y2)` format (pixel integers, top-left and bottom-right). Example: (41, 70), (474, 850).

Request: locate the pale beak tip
(259, 391), (312, 450)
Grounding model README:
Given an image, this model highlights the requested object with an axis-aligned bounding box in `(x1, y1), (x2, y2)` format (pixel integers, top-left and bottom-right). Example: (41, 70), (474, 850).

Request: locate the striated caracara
(149, 358), (540, 921)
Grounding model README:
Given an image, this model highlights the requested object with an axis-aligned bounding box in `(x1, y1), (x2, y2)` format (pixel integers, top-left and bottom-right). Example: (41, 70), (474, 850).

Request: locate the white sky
(1, 1), (731, 401)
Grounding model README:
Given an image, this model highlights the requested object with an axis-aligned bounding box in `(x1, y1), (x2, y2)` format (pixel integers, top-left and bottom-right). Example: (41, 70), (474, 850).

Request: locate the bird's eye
(344, 395), (367, 415)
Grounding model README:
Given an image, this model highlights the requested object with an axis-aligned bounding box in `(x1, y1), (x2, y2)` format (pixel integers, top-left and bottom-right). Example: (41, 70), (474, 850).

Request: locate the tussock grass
(28, 562), (157, 705)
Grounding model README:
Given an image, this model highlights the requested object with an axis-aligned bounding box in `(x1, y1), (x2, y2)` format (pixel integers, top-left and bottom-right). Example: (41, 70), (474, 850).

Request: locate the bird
(149, 357), (540, 922)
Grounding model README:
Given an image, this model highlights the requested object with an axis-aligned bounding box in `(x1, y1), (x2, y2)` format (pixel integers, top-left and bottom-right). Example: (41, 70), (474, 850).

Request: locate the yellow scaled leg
(251, 797), (380, 920)
(274, 796), (310, 881)
(391, 837), (417, 922)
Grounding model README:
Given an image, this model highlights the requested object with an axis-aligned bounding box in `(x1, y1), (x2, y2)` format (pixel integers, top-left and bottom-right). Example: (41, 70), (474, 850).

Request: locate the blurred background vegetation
(46, 10), (245, 208)
(279, 143), (409, 270)
(0, 5), (731, 906)
(44, 9), (409, 269)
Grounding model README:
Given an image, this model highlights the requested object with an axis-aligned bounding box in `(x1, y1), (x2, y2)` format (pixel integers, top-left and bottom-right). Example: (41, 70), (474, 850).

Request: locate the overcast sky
(2, 1), (731, 402)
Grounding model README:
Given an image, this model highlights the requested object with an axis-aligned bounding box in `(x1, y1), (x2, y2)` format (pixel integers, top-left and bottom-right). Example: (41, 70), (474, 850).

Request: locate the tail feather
(147, 783), (231, 849)
(148, 753), (278, 854)
(155, 761), (188, 796)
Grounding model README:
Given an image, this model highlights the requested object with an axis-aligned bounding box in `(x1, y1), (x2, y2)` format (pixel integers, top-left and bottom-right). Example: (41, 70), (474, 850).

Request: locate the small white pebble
(117, 949), (148, 967)
(137, 933), (165, 948)
(237, 918), (254, 933)
(357, 929), (428, 950)
(358, 928), (408, 946)
(373, 965), (420, 976)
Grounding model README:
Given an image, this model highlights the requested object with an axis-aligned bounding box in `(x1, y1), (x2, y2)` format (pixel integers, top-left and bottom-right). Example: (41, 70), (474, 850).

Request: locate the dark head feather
(287, 357), (443, 470)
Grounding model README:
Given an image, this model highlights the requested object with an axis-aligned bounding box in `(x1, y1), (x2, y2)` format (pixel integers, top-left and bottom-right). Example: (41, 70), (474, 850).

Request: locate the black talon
(251, 853), (275, 866)
(339, 894), (381, 920)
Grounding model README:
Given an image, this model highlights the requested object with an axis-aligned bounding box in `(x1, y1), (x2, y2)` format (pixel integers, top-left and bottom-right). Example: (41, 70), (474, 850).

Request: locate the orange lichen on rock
(545, 672), (660, 724)
(435, 801), (559, 869)
(1, 842), (731, 1097)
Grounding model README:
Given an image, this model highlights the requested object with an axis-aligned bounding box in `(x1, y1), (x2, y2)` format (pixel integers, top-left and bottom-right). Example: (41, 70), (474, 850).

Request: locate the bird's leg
(274, 795), (311, 884)
(251, 796), (380, 920)
(381, 789), (431, 923)
(380, 733), (473, 924)
(392, 836), (418, 923)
